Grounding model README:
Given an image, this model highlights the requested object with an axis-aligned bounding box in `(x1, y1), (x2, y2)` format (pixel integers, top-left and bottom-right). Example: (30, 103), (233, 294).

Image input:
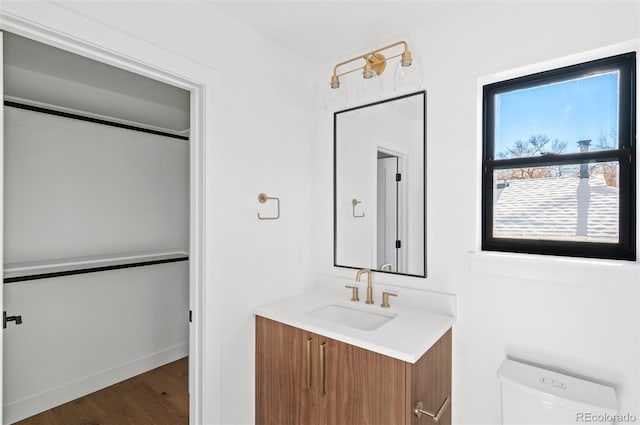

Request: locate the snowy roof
(494, 174), (618, 243)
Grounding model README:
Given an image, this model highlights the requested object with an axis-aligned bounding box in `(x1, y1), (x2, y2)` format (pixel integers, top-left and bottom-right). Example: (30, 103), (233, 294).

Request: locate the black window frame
(482, 52), (636, 261)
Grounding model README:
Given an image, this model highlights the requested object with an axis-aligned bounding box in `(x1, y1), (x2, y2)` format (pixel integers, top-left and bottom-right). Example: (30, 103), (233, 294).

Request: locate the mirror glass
(334, 91), (425, 277)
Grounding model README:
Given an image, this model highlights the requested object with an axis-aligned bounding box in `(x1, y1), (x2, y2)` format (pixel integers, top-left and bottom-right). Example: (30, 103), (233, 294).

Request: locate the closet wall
(2, 33), (190, 424)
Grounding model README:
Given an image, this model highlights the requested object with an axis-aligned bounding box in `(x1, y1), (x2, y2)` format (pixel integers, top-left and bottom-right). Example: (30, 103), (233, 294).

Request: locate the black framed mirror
(334, 91), (426, 277)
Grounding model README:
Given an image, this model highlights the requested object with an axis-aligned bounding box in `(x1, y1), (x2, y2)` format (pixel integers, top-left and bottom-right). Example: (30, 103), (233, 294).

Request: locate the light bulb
(394, 56), (422, 93)
(326, 85), (348, 110)
(357, 70), (382, 103)
(330, 74), (340, 89)
(363, 63), (376, 79)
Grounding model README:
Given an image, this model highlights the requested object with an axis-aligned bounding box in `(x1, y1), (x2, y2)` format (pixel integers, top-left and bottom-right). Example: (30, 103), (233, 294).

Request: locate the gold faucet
(356, 269), (374, 304)
(379, 262), (393, 272)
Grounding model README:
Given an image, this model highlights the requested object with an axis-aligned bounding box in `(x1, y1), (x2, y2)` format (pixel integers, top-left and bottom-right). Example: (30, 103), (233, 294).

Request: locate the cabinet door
(256, 317), (318, 425)
(409, 329), (452, 425)
(319, 335), (406, 425)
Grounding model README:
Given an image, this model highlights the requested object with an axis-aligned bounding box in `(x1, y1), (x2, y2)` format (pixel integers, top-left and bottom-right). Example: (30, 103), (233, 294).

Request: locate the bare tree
(497, 134), (568, 179)
(594, 130), (617, 150)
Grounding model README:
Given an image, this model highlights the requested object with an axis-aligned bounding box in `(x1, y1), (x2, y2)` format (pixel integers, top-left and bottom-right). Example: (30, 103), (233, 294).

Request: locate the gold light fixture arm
(330, 40), (411, 88)
(334, 53), (404, 79)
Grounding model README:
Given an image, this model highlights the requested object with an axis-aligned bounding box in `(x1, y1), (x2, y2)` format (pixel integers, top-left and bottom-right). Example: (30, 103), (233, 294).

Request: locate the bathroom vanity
(254, 282), (454, 425)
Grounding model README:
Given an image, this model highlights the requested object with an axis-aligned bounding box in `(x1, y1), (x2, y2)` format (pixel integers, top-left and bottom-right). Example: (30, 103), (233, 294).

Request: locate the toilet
(498, 359), (618, 424)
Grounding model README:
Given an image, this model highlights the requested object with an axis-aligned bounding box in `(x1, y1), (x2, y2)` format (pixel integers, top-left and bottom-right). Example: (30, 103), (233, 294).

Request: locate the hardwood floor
(15, 357), (189, 425)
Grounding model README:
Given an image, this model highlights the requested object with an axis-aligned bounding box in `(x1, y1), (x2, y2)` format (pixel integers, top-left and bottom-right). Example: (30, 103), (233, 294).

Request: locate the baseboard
(4, 342), (188, 424)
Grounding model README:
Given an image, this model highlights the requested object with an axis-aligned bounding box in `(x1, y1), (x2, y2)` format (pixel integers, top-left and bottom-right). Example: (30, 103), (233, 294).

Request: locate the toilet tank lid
(497, 359), (617, 414)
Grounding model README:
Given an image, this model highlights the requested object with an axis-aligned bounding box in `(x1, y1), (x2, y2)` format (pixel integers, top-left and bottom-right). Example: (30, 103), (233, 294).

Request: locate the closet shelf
(3, 250), (189, 283)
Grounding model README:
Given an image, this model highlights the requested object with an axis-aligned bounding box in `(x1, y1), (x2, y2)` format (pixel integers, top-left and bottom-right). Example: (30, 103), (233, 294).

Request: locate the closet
(2, 32), (190, 424)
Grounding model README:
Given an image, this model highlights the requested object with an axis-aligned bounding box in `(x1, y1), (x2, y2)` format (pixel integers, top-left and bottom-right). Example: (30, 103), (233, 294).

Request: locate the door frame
(0, 13), (206, 425)
(0, 29), (4, 425)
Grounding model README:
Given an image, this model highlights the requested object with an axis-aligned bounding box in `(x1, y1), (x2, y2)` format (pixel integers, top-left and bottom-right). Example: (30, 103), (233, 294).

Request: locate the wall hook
(352, 198), (365, 218)
(257, 193), (280, 220)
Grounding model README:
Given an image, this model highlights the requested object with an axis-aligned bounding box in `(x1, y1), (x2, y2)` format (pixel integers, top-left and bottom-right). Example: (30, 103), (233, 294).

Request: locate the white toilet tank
(498, 359), (617, 424)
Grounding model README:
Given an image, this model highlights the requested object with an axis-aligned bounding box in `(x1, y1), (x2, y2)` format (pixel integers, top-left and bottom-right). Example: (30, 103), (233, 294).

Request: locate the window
(482, 52), (636, 260)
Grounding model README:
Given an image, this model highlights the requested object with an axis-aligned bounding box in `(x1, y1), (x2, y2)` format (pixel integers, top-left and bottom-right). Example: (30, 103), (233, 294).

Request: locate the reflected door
(377, 155), (398, 271)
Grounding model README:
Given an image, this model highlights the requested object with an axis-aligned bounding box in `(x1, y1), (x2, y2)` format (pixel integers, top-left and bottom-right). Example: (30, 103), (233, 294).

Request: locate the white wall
(4, 65), (190, 132)
(0, 2), (317, 424)
(315, 2), (640, 424)
(3, 31), (190, 132)
(335, 112), (377, 267)
(4, 107), (189, 262)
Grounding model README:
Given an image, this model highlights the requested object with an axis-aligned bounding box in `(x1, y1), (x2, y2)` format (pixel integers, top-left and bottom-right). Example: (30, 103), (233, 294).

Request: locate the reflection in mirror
(334, 91), (425, 277)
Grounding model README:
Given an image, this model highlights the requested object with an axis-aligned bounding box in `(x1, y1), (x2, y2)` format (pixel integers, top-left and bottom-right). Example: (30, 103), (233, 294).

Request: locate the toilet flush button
(540, 377), (566, 390)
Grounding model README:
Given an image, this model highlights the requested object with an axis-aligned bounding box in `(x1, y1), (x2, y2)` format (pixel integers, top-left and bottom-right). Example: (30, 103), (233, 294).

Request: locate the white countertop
(253, 286), (455, 364)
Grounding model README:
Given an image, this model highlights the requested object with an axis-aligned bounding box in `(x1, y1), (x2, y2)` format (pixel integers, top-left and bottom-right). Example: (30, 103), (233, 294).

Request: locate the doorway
(377, 153), (399, 270)
(0, 21), (204, 425)
(376, 149), (407, 274)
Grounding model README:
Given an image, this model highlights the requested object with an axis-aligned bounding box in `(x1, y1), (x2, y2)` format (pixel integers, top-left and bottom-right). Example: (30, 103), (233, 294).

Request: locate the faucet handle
(345, 285), (360, 302)
(381, 291), (397, 308)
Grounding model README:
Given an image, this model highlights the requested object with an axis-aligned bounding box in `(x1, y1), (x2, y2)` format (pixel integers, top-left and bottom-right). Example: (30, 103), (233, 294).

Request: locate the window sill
(468, 250), (639, 289)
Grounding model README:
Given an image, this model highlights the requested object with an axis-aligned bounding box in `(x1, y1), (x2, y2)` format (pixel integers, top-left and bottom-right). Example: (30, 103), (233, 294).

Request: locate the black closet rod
(4, 100), (189, 141)
(3, 256), (189, 284)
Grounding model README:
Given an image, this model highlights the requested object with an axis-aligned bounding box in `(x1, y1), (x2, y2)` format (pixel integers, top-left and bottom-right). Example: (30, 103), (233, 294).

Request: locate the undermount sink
(305, 304), (396, 331)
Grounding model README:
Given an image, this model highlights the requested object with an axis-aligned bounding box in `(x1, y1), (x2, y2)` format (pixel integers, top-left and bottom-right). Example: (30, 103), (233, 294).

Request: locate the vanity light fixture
(329, 40), (421, 98)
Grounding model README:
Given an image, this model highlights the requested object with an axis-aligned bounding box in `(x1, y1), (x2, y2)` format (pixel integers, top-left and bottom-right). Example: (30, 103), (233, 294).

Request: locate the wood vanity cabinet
(255, 316), (452, 425)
